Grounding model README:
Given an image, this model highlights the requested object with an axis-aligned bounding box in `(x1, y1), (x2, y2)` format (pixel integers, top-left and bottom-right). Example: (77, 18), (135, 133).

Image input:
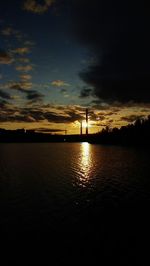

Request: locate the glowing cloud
(51, 80), (70, 87)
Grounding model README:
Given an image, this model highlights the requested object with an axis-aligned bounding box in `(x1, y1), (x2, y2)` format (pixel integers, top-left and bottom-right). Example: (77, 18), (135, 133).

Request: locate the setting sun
(82, 120), (92, 128)
(82, 121), (88, 128)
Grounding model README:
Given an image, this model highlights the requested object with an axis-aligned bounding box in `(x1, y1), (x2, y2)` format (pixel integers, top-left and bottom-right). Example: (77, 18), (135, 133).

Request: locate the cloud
(23, 0), (55, 14)
(0, 113), (36, 123)
(0, 99), (8, 108)
(10, 83), (25, 92)
(26, 91), (44, 101)
(21, 82), (33, 89)
(8, 80), (33, 91)
(0, 90), (11, 99)
(24, 41), (35, 47)
(10, 82), (44, 102)
(71, 0), (150, 104)
(0, 50), (13, 64)
(20, 74), (32, 81)
(1, 27), (23, 41)
(17, 58), (30, 63)
(1, 27), (14, 36)
(11, 95), (21, 100)
(12, 47), (31, 55)
(0, 103), (85, 124)
(121, 115), (145, 123)
(80, 88), (92, 98)
(1, 26), (23, 40)
(15, 65), (33, 72)
(10, 81), (32, 91)
(51, 80), (70, 87)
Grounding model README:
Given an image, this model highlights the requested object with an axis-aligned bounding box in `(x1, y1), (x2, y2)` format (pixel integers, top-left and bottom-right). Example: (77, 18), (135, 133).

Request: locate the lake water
(0, 143), (150, 265)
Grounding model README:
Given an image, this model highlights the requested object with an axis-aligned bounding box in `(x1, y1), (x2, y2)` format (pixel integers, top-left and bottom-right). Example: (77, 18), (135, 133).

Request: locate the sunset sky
(0, 0), (150, 134)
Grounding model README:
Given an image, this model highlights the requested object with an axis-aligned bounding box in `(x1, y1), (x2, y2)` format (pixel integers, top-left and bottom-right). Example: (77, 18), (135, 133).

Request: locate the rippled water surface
(0, 143), (150, 264)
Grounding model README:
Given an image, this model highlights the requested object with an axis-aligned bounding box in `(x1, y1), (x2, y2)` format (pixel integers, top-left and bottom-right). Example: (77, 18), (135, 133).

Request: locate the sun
(82, 120), (91, 128)
(82, 121), (88, 128)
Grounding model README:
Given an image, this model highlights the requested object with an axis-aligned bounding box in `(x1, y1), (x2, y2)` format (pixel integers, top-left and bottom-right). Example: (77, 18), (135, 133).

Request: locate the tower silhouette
(80, 121), (83, 135)
(86, 108), (89, 135)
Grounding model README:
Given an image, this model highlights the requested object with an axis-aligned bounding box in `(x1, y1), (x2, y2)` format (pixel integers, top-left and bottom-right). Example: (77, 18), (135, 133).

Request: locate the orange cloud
(20, 82), (33, 89)
(12, 47), (30, 55)
(51, 80), (70, 87)
(16, 65), (33, 72)
(20, 74), (32, 81)
(0, 50), (13, 64)
(23, 0), (55, 14)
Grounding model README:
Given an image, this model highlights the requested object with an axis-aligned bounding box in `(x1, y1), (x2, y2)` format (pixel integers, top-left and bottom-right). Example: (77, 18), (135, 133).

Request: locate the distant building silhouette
(0, 116), (150, 145)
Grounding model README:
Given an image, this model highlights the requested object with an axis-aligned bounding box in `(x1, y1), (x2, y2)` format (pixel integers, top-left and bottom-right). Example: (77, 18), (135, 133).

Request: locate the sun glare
(82, 121), (88, 128)
(82, 120), (91, 128)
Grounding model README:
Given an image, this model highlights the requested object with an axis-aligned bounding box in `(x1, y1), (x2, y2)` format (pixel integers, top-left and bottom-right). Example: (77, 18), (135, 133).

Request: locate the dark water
(0, 143), (150, 265)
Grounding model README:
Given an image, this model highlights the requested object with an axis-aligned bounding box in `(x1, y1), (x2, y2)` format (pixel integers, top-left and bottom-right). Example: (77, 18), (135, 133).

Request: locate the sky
(0, 0), (150, 134)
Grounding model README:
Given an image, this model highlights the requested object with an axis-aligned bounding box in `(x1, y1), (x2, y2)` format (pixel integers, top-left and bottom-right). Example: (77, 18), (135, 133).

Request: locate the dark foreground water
(0, 143), (150, 265)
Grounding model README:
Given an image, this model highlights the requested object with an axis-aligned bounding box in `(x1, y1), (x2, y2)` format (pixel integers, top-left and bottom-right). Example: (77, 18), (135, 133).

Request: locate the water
(0, 143), (150, 265)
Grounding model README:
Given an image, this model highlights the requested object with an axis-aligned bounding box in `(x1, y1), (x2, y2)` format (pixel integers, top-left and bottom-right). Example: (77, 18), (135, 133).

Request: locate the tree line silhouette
(0, 116), (150, 145)
(89, 115), (150, 146)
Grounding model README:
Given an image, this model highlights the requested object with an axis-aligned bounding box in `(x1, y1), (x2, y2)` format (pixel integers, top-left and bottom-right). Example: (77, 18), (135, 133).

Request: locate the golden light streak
(76, 142), (92, 187)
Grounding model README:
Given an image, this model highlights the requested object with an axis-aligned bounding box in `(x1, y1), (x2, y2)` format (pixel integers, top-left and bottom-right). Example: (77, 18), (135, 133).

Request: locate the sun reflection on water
(77, 142), (92, 187)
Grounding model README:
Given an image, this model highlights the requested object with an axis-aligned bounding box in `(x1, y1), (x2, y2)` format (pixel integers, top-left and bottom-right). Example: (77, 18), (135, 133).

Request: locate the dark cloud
(0, 114), (35, 123)
(60, 88), (67, 94)
(108, 119), (114, 123)
(0, 49), (13, 64)
(141, 109), (150, 113)
(40, 111), (82, 124)
(0, 89), (11, 99)
(97, 115), (106, 121)
(0, 99), (8, 108)
(10, 82), (44, 102)
(26, 91), (44, 101)
(107, 111), (118, 116)
(10, 83), (26, 93)
(80, 88), (92, 98)
(65, 110), (84, 122)
(71, 0), (150, 104)
(20, 109), (45, 121)
(121, 114), (145, 123)
(0, 104), (85, 124)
